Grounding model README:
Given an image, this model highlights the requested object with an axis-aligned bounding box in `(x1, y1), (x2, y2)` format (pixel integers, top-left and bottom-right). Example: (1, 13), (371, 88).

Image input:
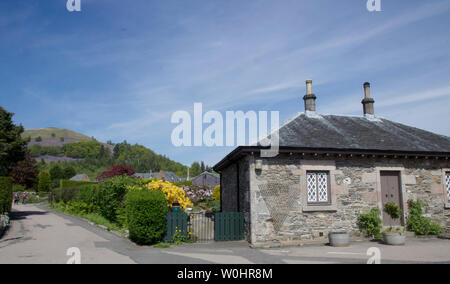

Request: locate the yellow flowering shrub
(144, 180), (193, 210)
(213, 185), (220, 201)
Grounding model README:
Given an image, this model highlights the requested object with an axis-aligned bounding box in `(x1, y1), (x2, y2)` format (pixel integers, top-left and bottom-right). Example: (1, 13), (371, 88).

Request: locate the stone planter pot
(382, 232), (405, 246)
(328, 232), (350, 247)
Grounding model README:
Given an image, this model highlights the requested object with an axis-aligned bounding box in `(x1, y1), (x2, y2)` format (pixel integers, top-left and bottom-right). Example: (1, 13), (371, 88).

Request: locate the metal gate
(165, 211), (244, 243)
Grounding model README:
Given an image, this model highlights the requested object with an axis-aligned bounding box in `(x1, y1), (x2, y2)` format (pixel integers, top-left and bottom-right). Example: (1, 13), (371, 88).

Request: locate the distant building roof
(134, 172), (158, 179)
(192, 171), (220, 188)
(69, 174), (89, 181)
(134, 171), (182, 182)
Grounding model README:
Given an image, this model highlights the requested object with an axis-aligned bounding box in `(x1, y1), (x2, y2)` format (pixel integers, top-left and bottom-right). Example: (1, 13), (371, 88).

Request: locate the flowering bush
(213, 185), (220, 201)
(182, 185), (213, 203)
(135, 180), (193, 210)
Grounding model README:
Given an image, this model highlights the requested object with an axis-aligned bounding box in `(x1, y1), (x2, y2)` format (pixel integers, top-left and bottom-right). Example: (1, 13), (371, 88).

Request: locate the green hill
(22, 127), (94, 142)
(23, 127), (189, 179)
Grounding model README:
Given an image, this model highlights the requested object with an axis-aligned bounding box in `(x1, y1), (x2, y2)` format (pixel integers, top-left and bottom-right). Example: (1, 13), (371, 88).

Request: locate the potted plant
(382, 202), (405, 245)
(357, 208), (382, 239)
(328, 231), (350, 247)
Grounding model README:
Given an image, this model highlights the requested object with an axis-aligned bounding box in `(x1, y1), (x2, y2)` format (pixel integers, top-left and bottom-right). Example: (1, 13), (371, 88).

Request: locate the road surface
(0, 204), (449, 264)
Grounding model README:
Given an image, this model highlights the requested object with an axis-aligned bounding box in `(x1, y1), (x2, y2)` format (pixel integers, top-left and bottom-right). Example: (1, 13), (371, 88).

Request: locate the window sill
(445, 203), (450, 209)
(302, 205), (337, 212)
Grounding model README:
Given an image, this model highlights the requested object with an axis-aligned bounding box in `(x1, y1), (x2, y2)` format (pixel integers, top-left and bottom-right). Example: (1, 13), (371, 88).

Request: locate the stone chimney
(303, 80), (317, 112)
(362, 82), (375, 116)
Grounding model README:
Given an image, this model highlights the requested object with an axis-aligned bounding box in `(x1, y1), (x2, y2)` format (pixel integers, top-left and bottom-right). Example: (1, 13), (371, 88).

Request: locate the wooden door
(380, 171), (402, 226)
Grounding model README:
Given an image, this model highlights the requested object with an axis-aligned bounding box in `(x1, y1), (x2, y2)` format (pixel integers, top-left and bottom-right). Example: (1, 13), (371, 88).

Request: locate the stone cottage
(213, 80), (450, 247)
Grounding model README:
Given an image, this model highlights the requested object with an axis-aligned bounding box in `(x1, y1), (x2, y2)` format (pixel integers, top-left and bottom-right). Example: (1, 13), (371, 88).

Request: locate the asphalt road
(0, 204), (449, 264)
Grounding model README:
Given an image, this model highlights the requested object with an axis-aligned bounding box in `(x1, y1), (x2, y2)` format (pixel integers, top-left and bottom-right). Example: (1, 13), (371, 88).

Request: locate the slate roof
(69, 174), (89, 181)
(214, 112), (450, 171)
(273, 113), (450, 152)
(134, 172), (158, 179)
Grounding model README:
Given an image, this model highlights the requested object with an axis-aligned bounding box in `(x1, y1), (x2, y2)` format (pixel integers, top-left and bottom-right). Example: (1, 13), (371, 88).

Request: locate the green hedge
(60, 179), (95, 189)
(96, 176), (140, 223)
(126, 190), (169, 245)
(0, 177), (13, 214)
(51, 187), (80, 203)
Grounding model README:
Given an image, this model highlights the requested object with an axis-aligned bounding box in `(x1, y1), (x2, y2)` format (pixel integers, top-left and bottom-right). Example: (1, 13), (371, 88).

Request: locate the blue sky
(1, 0), (450, 166)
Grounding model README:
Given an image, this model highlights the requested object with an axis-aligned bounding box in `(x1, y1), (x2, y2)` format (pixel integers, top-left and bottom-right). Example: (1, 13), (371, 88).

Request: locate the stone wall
(245, 153), (450, 246)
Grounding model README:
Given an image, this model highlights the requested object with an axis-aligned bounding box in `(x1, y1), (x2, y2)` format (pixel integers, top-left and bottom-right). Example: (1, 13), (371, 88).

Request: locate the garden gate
(165, 212), (244, 243)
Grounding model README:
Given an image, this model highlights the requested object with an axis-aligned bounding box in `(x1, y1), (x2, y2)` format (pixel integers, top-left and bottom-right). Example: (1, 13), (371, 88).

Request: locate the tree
(97, 165), (135, 182)
(190, 162), (202, 177)
(200, 161), (206, 172)
(35, 136), (42, 142)
(49, 164), (64, 181)
(63, 166), (76, 179)
(10, 152), (39, 189)
(38, 170), (52, 194)
(0, 106), (27, 176)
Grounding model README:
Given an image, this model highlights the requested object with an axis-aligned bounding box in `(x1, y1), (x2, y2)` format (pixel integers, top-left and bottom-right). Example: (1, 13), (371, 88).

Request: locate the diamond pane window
(446, 172), (450, 201)
(307, 172), (330, 204)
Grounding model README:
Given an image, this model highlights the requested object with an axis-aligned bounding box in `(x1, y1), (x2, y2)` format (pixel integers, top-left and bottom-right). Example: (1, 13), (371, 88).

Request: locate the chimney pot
(303, 80), (316, 112)
(362, 82), (375, 116)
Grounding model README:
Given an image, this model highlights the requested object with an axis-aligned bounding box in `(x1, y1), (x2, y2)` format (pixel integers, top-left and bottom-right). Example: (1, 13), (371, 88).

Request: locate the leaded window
(446, 172), (450, 201)
(307, 172), (330, 204)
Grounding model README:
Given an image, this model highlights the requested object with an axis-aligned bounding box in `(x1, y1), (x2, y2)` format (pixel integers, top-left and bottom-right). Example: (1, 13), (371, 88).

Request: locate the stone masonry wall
(248, 153), (450, 246)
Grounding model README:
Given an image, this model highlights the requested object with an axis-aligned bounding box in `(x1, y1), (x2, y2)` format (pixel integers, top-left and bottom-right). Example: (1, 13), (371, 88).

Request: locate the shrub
(97, 175), (140, 222)
(183, 185), (212, 203)
(383, 202), (402, 220)
(126, 190), (169, 245)
(97, 165), (135, 182)
(144, 180), (193, 210)
(38, 170), (52, 195)
(60, 179), (94, 189)
(51, 187), (80, 203)
(213, 185), (220, 201)
(0, 177), (13, 214)
(407, 199), (442, 235)
(357, 208), (382, 238)
(77, 184), (100, 206)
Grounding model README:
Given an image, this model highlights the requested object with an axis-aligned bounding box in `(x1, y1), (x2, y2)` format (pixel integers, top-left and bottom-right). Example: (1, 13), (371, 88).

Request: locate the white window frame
(306, 171), (331, 205)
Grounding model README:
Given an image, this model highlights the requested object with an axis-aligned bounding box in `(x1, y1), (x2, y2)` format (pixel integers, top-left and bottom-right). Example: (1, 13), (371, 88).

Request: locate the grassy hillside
(22, 127), (94, 142)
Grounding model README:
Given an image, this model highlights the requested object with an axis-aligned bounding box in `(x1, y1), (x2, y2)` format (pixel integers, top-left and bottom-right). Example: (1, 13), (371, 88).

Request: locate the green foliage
(77, 184), (100, 205)
(60, 179), (94, 189)
(0, 106), (27, 176)
(97, 175), (140, 222)
(62, 141), (110, 159)
(126, 190), (169, 245)
(383, 202), (402, 220)
(38, 170), (52, 194)
(357, 208), (382, 238)
(407, 199), (442, 236)
(51, 187), (80, 203)
(50, 164), (64, 180)
(173, 180), (192, 187)
(51, 202), (119, 232)
(0, 177), (13, 214)
(63, 166), (76, 179)
(190, 162), (202, 177)
(28, 145), (63, 157)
